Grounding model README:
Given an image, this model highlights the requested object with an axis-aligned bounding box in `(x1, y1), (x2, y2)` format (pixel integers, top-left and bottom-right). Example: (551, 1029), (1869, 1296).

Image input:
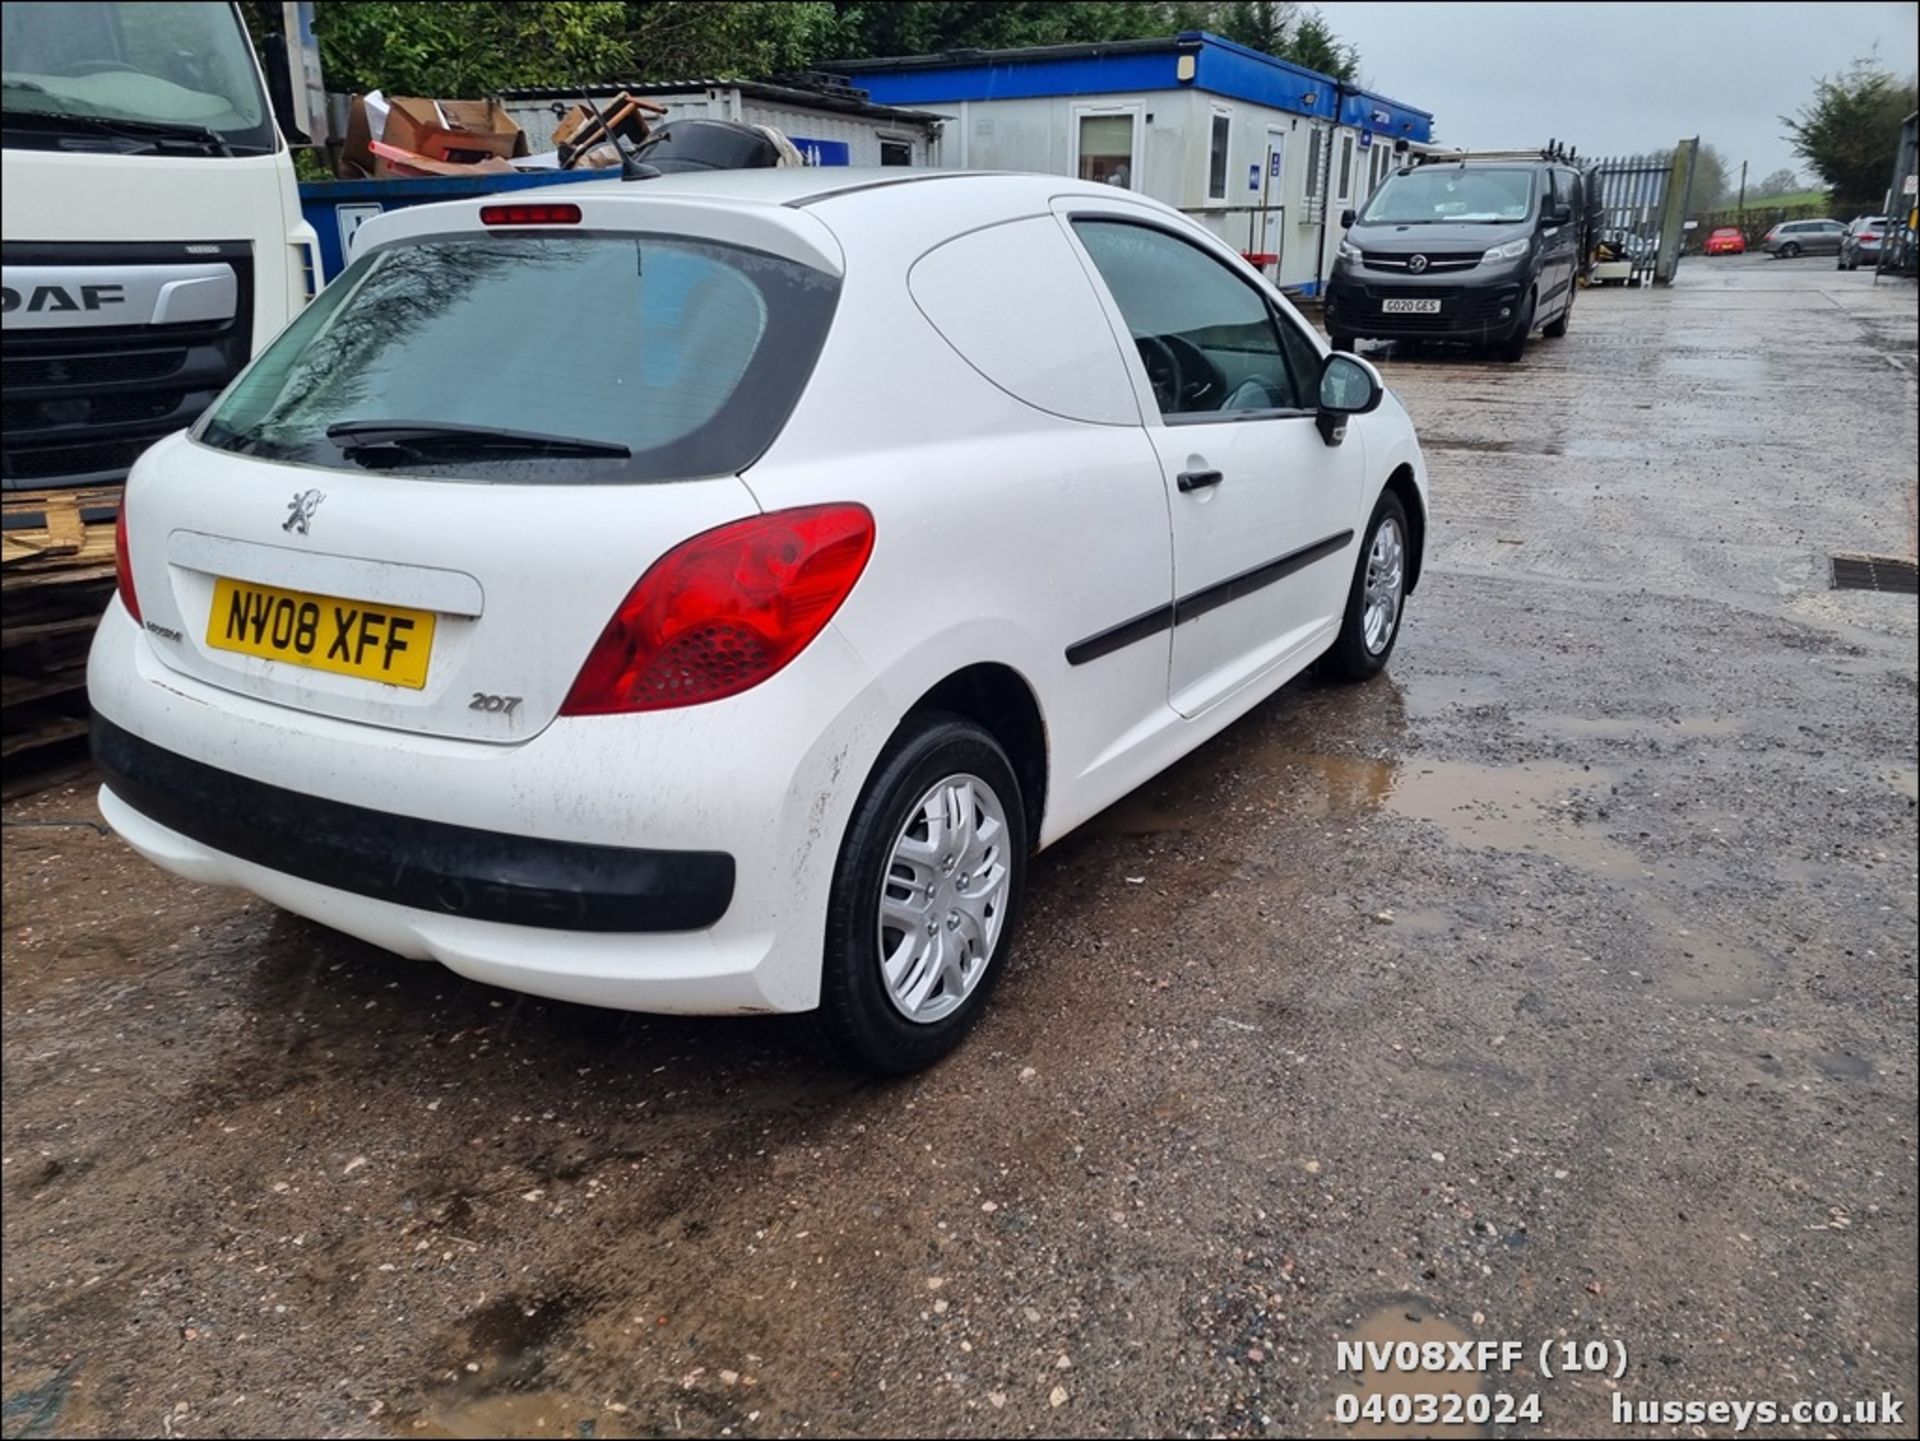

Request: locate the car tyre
(1495, 292), (1535, 363)
(805, 714), (1028, 1074)
(1330, 333), (1356, 353)
(1541, 287), (1572, 338)
(1321, 490), (1410, 682)
(1780, 241), (1800, 259)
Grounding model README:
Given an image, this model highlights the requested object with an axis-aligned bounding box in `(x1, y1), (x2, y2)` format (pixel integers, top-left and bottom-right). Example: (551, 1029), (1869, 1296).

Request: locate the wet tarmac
(4, 256), (1916, 1437)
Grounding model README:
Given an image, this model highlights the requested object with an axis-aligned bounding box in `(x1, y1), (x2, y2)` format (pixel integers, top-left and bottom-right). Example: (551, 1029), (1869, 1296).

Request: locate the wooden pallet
(3, 486), (121, 772)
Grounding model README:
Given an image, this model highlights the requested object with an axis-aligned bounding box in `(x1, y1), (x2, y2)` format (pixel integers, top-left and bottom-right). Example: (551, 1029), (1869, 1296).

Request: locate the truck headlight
(1338, 239), (1363, 262)
(1481, 238), (1531, 264)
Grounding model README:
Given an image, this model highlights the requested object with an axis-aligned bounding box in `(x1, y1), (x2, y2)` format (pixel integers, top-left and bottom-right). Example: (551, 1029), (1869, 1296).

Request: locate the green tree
(1686, 142), (1729, 212)
(1282, 11), (1358, 83)
(826, 1), (1358, 79)
(260, 2), (635, 96)
(244, 0), (1361, 107)
(1781, 58), (1916, 213)
(1751, 167), (1801, 199)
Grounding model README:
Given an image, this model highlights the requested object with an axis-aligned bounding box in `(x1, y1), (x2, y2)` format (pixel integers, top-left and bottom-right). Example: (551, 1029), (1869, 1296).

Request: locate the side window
(1078, 112), (1135, 188)
(1275, 314), (1325, 404)
(1305, 126), (1324, 198)
(1336, 133), (1356, 202)
(1073, 220), (1310, 419)
(1207, 110), (1231, 203)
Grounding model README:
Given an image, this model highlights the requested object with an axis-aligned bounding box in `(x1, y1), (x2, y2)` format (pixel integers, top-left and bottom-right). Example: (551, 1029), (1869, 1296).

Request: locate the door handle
(1177, 468), (1223, 493)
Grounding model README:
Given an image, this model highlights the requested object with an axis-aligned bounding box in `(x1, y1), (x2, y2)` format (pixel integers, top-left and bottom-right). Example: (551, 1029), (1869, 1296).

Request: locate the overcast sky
(1316, 1), (1919, 183)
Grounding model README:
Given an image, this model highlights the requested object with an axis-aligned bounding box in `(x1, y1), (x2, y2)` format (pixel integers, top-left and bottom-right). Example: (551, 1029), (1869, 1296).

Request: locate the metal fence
(1589, 152), (1675, 285)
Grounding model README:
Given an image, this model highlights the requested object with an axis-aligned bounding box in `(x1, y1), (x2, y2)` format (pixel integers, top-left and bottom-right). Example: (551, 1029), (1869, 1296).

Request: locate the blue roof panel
(832, 32), (1431, 141)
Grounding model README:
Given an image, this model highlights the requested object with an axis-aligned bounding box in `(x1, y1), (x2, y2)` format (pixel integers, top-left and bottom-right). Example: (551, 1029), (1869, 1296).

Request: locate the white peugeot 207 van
(90, 168), (1429, 1072)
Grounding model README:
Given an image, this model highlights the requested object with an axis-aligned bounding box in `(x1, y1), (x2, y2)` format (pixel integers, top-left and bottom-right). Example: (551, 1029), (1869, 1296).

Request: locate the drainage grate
(1830, 555), (1920, 594)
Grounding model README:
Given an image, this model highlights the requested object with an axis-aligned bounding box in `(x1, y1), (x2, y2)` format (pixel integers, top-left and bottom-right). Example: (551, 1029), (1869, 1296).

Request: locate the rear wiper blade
(325, 420), (631, 461)
(1, 105), (233, 155)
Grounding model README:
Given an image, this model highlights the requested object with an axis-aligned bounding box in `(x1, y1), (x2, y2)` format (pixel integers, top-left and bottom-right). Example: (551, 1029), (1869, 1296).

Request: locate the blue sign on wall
(789, 136), (851, 166)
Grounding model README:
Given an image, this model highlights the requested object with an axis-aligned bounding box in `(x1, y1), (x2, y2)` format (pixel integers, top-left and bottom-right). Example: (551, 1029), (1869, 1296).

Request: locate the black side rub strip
(1065, 529), (1355, 667)
(91, 716), (735, 933)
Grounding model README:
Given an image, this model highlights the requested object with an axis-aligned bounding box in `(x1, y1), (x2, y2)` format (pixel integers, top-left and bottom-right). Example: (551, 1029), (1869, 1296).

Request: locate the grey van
(1324, 156), (1589, 362)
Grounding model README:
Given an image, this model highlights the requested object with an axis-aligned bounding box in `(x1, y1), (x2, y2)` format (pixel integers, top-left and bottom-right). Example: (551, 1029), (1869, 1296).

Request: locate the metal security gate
(1590, 152), (1675, 284)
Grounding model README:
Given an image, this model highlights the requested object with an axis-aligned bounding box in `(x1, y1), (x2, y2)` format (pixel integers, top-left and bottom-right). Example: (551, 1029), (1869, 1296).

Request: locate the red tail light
(114, 504), (142, 624)
(480, 202), (582, 226)
(561, 504), (875, 715)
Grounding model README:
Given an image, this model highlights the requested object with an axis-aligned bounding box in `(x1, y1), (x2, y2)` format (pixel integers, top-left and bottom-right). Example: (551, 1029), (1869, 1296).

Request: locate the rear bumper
(97, 784), (786, 1013)
(93, 715), (735, 932)
(86, 595), (896, 1014)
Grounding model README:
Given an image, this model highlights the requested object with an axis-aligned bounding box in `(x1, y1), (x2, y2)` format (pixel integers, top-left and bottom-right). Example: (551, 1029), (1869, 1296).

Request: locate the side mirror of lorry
(261, 31), (309, 145)
(1544, 202), (1573, 228)
(1340, 207), (1357, 230)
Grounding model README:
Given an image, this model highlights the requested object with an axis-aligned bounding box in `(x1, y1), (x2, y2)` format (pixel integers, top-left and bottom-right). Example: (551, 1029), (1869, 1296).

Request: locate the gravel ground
(3, 256), (1916, 1439)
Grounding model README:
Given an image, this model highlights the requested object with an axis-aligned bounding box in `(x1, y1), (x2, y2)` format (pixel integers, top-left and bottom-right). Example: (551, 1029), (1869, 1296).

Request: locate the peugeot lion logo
(282, 488), (325, 535)
(1407, 254), (1430, 274)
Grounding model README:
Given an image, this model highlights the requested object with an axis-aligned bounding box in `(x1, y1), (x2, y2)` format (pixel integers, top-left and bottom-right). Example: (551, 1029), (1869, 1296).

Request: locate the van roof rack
(1413, 140), (1581, 167)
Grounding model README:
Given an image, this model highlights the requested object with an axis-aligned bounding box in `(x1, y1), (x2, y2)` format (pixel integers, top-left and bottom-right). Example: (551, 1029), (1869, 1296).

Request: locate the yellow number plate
(206, 577), (435, 689)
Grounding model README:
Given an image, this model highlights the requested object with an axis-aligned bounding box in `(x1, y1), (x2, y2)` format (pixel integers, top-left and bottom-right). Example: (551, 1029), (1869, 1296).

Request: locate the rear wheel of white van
(809, 715), (1028, 1073)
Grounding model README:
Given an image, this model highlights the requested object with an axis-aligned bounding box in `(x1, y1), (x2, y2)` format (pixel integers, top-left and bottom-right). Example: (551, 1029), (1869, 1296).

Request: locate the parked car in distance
(1704, 226), (1746, 255)
(1325, 155), (1589, 362)
(1838, 216), (1888, 270)
(88, 169), (1430, 1073)
(1760, 218), (1846, 257)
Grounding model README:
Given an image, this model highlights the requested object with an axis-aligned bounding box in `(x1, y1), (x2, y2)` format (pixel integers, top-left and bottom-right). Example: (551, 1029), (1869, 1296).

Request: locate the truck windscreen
(1, 1), (274, 154)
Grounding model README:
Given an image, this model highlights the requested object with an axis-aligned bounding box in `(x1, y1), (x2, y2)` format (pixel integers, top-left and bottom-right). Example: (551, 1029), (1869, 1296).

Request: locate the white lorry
(2, 0), (317, 762)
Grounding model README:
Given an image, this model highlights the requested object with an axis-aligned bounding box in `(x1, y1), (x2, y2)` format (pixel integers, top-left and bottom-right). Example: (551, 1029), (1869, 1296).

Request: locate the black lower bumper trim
(91, 716), (735, 933)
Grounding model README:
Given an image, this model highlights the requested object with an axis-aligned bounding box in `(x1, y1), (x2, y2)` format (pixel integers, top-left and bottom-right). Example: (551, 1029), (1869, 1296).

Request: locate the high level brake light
(479, 202), (582, 226)
(561, 504), (875, 715)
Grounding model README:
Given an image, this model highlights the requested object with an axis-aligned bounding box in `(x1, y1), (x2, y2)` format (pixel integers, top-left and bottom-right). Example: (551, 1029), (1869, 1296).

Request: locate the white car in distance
(90, 168), (1430, 1072)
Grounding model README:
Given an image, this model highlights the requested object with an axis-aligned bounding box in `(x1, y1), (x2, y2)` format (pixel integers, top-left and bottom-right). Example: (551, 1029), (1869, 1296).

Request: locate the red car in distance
(1705, 226), (1747, 255)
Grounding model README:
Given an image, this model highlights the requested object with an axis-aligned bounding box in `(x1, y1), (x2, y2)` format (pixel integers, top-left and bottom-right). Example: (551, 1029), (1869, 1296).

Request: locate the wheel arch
(902, 662), (1049, 847)
(1383, 464), (1427, 594)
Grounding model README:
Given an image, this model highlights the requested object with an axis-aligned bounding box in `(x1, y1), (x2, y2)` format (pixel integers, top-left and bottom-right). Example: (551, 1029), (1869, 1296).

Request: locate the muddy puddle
(1076, 714), (1787, 1005)
(1334, 1300), (1486, 1439)
(1527, 713), (1744, 741)
(1418, 435), (1566, 457)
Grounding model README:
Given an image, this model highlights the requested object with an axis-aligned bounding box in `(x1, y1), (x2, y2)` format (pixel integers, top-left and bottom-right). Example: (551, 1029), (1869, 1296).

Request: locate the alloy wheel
(877, 773), (1011, 1024)
(1362, 516), (1405, 654)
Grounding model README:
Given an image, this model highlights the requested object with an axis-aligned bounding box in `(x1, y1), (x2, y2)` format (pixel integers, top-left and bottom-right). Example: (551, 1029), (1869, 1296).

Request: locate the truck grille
(1, 246), (253, 491)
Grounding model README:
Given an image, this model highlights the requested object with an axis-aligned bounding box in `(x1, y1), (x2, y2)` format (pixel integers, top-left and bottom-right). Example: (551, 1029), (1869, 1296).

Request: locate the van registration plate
(1381, 298), (1442, 314)
(206, 577), (436, 689)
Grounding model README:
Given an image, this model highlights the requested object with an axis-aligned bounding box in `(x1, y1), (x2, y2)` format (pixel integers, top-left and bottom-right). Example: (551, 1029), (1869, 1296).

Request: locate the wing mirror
(1543, 202), (1573, 227)
(1316, 352), (1383, 446)
(1340, 207), (1357, 230)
